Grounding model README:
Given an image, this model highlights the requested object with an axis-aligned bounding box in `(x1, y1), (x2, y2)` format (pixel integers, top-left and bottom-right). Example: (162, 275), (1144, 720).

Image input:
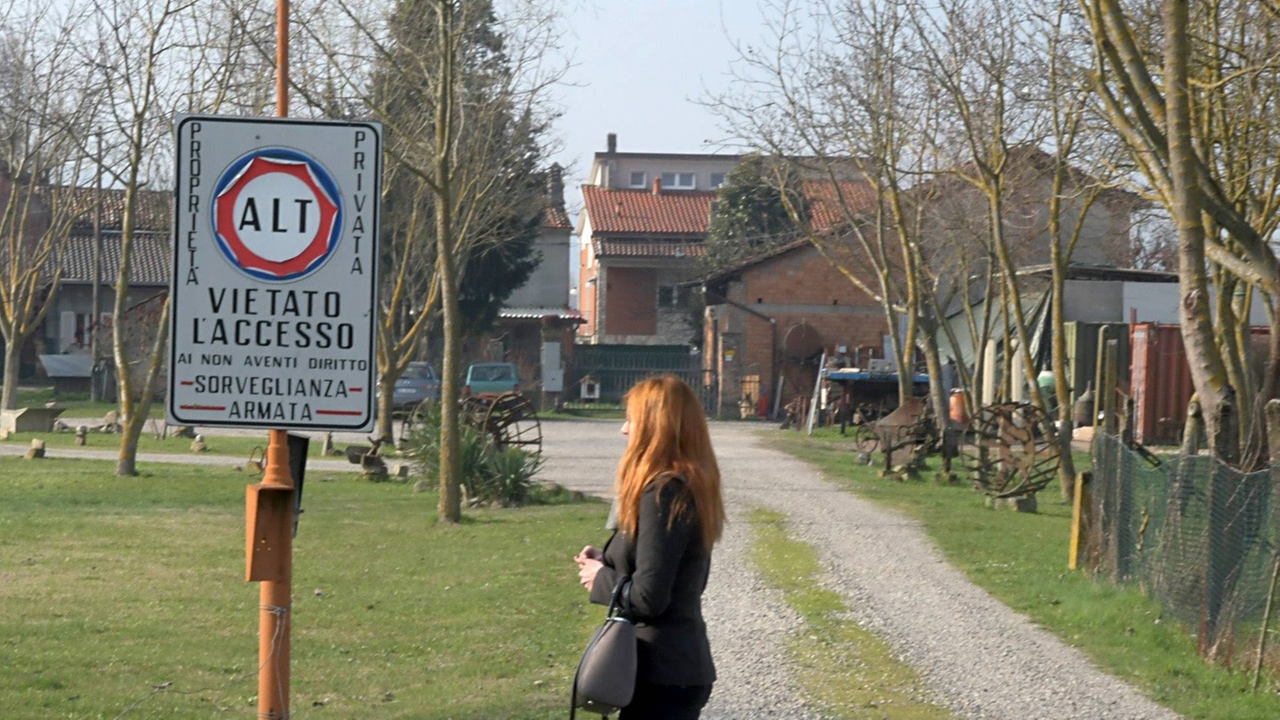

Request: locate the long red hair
(615, 375), (725, 550)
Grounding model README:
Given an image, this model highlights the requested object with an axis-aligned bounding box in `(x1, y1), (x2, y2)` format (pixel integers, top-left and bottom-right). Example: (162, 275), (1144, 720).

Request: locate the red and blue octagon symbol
(212, 148), (342, 282)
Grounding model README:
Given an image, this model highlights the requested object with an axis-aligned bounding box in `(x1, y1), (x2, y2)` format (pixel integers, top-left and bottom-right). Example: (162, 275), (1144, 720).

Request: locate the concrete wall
(1063, 280), (1125, 322)
(45, 284), (167, 354)
(590, 155), (738, 191)
(506, 226), (572, 308)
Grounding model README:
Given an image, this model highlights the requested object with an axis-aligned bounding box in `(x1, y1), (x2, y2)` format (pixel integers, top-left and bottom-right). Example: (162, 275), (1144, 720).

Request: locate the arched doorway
(781, 322), (824, 403)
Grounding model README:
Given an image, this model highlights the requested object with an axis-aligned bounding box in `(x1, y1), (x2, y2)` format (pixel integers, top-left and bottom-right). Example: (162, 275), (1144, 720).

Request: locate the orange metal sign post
(247, 430), (294, 718)
(247, 3), (294, 718)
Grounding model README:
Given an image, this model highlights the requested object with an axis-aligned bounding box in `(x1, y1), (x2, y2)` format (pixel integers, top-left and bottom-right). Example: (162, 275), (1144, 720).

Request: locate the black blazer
(589, 478), (716, 686)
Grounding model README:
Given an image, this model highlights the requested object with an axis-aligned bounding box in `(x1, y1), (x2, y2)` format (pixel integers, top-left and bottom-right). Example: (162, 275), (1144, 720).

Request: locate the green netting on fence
(1092, 433), (1280, 658)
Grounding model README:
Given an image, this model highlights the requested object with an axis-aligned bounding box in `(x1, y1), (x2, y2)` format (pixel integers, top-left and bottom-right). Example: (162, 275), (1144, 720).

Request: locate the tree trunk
(434, 0), (462, 523)
(116, 298), (169, 477)
(117, 416), (142, 476)
(375, 370), (397, 446)
(1165, 0), (1232, 452)
(919, 318), (949, 433)
(1052, 264), (1076, 501)
(1, 335), (21, 410)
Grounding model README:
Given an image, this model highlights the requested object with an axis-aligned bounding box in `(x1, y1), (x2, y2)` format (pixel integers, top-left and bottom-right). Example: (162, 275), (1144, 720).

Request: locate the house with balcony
(576, 134), (739, 345)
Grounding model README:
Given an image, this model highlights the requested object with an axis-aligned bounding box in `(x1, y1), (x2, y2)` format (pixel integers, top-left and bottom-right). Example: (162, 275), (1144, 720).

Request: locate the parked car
(464, 362), (520, 396)
(392, 361), (441, 408)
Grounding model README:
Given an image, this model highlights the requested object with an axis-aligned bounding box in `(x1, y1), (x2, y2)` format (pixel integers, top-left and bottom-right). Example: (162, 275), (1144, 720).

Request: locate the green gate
(565, 345), (716, 413)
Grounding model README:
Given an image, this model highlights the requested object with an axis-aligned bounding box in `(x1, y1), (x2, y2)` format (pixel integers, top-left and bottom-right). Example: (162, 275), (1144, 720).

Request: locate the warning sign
(168, 115), (381, 431)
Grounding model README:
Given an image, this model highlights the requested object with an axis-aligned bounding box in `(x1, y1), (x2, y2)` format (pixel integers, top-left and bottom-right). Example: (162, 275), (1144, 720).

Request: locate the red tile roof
(540, 200), (572, 230)
(582, 180), (875, 239)
(581, 186), (716, 236)
(803, 180), (878, 229)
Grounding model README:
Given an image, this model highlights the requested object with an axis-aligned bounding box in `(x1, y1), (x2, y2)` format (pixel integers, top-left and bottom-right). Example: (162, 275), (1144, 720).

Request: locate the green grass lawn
(0, 458), (608, 719)
(772, 430), (1280, 720)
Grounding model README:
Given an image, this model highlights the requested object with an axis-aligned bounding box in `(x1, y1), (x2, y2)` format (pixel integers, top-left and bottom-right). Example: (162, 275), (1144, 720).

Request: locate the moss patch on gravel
(747, 507), (953, 720)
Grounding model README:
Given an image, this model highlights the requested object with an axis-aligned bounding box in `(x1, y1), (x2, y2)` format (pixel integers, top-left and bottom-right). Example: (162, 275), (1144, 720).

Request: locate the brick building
(701, 238), (890, 417)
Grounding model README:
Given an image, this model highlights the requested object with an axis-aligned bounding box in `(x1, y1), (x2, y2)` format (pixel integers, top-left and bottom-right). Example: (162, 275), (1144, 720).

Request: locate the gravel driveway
(541, 418), (1182, 720)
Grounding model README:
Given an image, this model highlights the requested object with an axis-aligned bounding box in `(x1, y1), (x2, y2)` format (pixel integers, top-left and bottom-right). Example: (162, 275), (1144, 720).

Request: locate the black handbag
(570, 577), (636, 718)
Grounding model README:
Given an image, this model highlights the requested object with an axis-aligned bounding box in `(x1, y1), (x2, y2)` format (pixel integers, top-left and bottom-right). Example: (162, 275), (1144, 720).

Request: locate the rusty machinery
(963, 401), (1061, 499)
(460, 392), (543, 456)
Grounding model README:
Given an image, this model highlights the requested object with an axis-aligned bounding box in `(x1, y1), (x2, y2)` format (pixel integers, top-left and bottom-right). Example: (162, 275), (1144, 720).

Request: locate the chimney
(547, 163), (564, 207)
(606, 133), (617, 154)
(652, 176), (662, 195)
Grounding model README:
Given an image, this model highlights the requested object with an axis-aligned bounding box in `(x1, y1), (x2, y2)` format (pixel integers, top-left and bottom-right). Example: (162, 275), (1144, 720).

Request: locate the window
(658, 285), (682, 307)
(629, 170), (647, 188)
(710, 172), (727, 189)
(660, 171), (696, 190)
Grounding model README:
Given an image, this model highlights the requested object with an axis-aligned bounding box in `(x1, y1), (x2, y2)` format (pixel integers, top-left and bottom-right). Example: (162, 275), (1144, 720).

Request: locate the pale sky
(548, 0), (771, 199)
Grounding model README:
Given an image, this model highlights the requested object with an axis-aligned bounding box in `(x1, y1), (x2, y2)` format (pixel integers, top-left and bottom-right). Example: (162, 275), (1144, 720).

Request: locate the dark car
(392, 361), (441, 408)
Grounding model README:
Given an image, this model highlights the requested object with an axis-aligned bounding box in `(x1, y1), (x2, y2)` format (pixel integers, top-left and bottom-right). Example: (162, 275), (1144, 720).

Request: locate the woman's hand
(573, 546), (604, 592)
(577, 558), (603, 592)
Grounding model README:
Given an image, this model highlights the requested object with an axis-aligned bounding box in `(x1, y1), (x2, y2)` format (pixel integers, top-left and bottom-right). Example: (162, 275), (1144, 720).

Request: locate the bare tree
(1082, 0), (1280, 464)
(84, 0), (267, 475)
(290, 0), (565, 521)
(0, 3), (94, 409)
(714, 0), (942, 415)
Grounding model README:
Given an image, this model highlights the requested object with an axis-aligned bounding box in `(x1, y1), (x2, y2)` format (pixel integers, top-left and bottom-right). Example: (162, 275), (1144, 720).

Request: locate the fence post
(1108, 396), (1135, 582)
(1102, 339), (1119, 436)
(1069, 470), (1092, 570)
(1095, 340), (1121, 578)
(1200, 392), (1241, 658)
(1092, 326), (1111, 431)
(1255, 399), (1280, 683)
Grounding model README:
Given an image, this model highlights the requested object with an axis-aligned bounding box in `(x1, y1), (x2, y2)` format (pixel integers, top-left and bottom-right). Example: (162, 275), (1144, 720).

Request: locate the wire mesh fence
(1091, 433), (1280, 670)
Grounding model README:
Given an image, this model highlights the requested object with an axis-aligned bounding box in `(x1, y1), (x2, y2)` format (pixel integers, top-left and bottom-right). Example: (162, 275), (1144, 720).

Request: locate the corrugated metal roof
(55, 186), (172, 233)
(499, 306), (585, 321)
(58, 232), (170, 286)
(593, 239), (705, 259)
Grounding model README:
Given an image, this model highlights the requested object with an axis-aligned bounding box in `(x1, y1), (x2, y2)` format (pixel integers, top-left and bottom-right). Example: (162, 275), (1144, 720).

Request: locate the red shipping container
(1129, 323), (1270, 445)
(1129, 324), (1195, 446)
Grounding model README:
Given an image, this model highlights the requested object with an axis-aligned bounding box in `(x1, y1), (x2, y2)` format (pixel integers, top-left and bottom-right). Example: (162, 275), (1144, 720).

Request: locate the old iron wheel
(964, 401), (1060, 499)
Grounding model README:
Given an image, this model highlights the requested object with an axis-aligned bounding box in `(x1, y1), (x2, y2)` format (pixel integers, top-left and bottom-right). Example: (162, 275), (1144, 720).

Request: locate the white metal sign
(168, 115), (381, 431)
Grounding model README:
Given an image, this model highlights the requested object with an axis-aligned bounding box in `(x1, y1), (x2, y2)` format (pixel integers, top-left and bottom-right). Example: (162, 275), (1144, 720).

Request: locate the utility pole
(90, 131), (103, 401)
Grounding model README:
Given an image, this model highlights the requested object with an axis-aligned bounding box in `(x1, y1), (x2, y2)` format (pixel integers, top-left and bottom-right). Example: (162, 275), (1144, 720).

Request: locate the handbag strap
(606, 575), (632, 620)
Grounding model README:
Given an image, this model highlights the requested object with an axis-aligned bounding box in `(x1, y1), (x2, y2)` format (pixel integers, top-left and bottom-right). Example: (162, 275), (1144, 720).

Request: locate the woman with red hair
(574, 375), (726, 719)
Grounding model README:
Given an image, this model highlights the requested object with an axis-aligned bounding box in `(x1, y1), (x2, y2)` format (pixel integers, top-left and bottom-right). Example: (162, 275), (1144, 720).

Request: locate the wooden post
(1069, 471), (1092, 570)
(1092, 326), (1110, 430)
(1102, 339), (1119, 436)
(1112, 396), (1135, 582)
